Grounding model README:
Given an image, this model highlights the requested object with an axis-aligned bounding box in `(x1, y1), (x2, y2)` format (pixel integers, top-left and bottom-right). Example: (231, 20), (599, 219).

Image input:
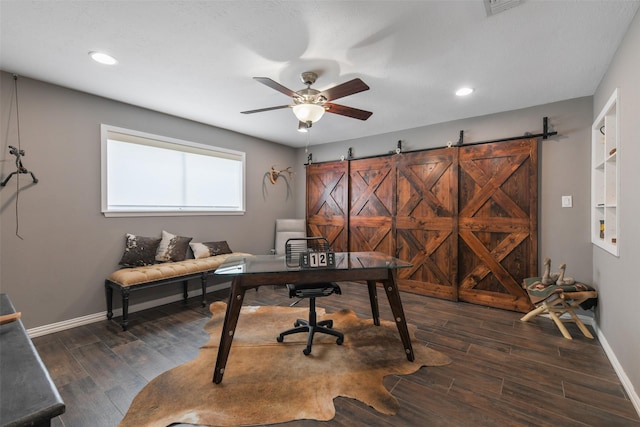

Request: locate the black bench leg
(182, 280), (189, 303)
(105, 282), (114, 320)
(200, 275), (207, 307)
(121, 288), (130, 331)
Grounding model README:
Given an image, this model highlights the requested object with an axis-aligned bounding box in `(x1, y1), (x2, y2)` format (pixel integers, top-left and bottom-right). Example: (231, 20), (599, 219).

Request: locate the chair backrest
(274, 219), (306, 255)
(285, 237), (331, 267)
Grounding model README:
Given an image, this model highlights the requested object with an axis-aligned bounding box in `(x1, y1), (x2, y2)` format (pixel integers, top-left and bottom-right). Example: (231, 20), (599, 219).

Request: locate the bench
(105, 253), (250, 330)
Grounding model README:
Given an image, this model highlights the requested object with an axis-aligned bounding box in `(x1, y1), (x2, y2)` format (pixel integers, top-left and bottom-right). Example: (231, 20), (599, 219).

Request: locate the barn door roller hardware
(304, 117), (558, 165)
(455, 116), (557, 146)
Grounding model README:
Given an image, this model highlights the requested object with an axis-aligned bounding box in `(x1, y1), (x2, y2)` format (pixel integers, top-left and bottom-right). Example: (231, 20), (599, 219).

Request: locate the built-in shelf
(591, 89), (619, 256)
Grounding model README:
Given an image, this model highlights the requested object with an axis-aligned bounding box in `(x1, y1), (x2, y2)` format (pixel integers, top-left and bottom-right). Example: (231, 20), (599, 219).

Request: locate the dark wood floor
(32, 284), (640, 427)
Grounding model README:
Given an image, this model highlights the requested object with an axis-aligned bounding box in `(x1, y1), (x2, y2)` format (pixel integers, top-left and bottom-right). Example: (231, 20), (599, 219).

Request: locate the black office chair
(276, 237), (344, 355)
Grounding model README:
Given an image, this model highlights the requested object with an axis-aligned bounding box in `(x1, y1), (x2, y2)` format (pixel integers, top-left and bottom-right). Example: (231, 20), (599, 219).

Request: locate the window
(101, 124), (245, 217)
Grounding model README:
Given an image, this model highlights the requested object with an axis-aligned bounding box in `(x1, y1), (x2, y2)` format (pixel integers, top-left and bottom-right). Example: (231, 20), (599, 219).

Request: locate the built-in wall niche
(591, 88), (619, 256)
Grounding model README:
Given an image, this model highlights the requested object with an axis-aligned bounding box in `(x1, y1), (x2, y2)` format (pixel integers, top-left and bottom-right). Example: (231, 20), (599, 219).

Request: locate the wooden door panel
(348, 157), (394, 254)
(306, 162), (348, 252)
(457, 139), (537, 312)
(305, 138), (538, 313)
(395, 149), (458, 300)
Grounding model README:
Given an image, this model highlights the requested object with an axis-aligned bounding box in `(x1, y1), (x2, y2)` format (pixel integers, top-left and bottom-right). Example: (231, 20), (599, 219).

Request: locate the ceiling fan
(241, 71), (372, 131)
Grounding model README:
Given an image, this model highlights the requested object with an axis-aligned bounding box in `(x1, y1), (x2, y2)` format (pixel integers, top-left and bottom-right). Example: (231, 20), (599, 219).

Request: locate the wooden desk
(212, 252), (414, 384)
(0, 294), (65, 427)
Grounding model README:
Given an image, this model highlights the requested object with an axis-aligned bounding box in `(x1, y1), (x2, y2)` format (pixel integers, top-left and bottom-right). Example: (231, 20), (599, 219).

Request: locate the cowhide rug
(119, 301), (451, 427)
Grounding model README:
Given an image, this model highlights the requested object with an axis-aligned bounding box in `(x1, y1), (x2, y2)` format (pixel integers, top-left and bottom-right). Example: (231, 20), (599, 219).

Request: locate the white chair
(273, 219), (306, 255)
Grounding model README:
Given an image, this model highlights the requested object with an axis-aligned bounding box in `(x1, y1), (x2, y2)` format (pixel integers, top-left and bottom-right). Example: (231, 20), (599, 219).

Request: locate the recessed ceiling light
(456, 87), (474, 97)
(89, 51), (118, 65)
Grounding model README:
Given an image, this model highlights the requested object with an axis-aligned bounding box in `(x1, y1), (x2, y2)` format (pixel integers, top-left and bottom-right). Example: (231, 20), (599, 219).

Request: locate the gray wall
(295, 96), (594, 284)
(0, 72), (298, 328)
(291, 10), (640, 403)
(592, 8), (640, 406)
(1, 9), (638, 402)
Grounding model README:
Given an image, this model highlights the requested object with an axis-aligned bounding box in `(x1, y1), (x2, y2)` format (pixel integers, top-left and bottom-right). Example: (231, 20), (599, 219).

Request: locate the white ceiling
(1, 1), (638, 148)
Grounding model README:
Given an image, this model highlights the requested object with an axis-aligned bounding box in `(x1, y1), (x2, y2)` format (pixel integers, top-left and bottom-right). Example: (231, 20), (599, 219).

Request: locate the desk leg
(366, 280), (380, 326)
(382, 269), (415, 362)
(212, 278), (245, 384)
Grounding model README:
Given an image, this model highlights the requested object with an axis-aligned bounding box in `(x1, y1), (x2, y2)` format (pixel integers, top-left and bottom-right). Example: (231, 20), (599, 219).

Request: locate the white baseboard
(541, 313), (639, 416)
(26, 282), (230, 338)
(592, 320), (640, 417)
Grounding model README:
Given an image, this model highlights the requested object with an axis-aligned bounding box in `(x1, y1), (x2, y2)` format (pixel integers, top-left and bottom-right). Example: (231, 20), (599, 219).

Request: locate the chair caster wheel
(336, 337), (343, 345)
(303, 348), (311, 356)
(276, 335), (284, 343)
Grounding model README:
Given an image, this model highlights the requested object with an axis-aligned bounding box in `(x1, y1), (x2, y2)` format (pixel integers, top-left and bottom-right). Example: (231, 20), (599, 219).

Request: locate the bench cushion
(108, 252), (251, 287)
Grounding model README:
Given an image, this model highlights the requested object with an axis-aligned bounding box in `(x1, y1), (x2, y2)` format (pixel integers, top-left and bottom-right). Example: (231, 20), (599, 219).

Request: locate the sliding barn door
(305, 138), (538, 313)
(395, 149), (459, 300)
(306, 162), (349, 252)
(348, 157), (395, 254)
(457, 138), (537, 312)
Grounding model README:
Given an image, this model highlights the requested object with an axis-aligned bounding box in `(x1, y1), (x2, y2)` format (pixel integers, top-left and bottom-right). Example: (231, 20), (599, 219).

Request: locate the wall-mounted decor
(1, 145), (38, 187)
(262, 165), (293, 200)
(1, 75), (39, 240)
(1, 76), (38, 187)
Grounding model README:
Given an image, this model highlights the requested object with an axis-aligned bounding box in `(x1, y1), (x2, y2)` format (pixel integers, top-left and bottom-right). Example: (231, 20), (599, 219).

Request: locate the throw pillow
(189, 242), (211, 259)
(205, 241), (233, 256)
(156, 230), (193, 262)
(119, 233), (162, 267)
(189, 241), (233, 259)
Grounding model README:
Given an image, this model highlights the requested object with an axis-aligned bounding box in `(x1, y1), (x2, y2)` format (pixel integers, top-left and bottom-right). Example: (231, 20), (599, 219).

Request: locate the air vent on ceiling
(484, 0), (523, 16)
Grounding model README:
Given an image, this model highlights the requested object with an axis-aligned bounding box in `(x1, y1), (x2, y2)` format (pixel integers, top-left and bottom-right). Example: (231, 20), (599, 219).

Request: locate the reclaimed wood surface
(458, 139), (537, 312)
(306, 161), (349, 252)
(348, 156), (395, 254)
(396, 148), (459, 301)
(307, 139), (536, 313)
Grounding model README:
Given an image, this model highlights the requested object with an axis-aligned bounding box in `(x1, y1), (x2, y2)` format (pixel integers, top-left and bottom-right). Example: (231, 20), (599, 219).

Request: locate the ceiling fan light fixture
(292, 103), (325, 124)
(297, 121), (311, 133)
(89, 51), (118, 65)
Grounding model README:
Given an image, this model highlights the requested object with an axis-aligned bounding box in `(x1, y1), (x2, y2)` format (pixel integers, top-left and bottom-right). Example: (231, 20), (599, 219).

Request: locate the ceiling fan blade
(321, 78), (370, 101)
(324, 103), (373, 120)
(253, 77), (298, 98)
(241, 105), (291, 114)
